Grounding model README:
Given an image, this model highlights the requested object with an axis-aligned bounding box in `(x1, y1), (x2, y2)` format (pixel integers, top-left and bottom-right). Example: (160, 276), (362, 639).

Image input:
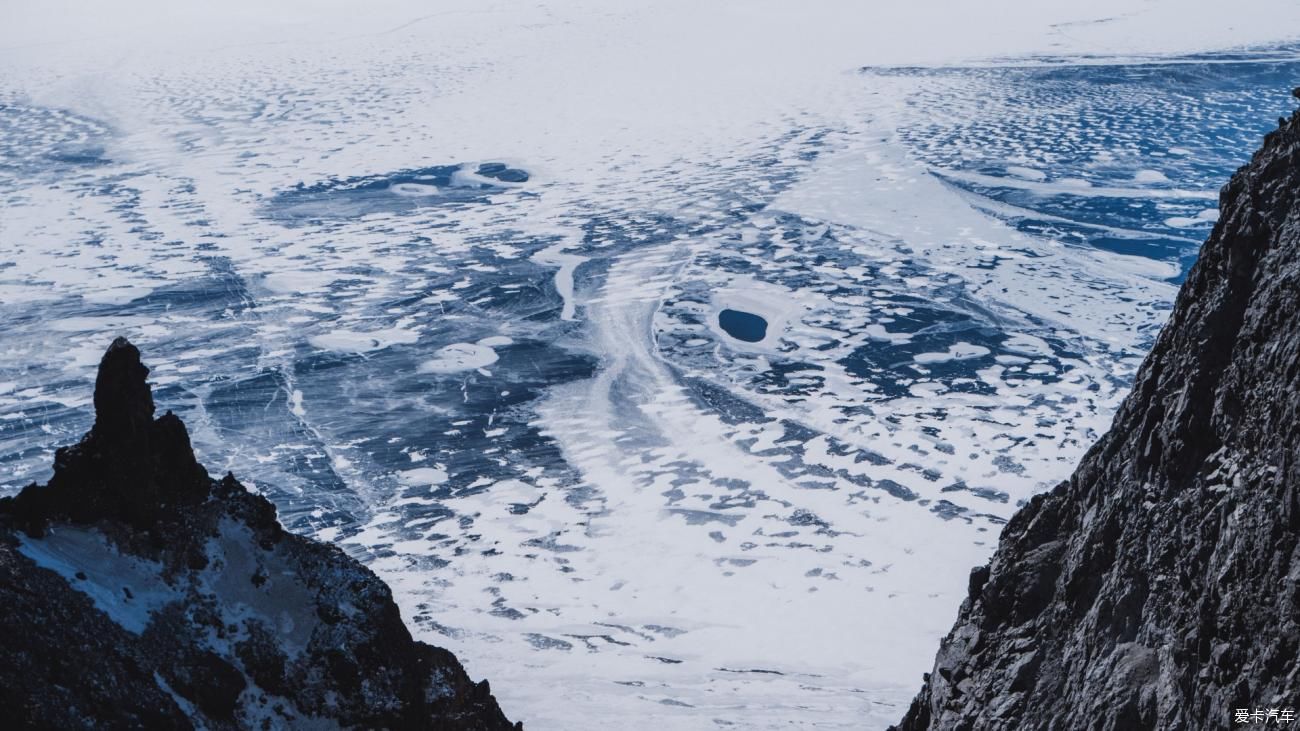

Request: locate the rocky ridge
(0, 338), (520, 730)
(894, 106), (1300, 728)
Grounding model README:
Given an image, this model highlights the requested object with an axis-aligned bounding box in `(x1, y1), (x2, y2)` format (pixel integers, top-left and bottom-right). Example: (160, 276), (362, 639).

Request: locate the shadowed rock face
(0, 338), (520, 730)
(894, 108), (1300, 730)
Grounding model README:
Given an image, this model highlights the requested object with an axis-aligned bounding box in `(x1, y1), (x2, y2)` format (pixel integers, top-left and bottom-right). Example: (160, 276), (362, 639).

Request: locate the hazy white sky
(4, 0), (1300, 66)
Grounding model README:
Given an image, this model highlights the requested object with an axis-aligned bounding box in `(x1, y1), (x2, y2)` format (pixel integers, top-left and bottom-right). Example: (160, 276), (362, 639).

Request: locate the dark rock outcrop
(0, 338), (520, 730)
(894, 107), (1300, 729)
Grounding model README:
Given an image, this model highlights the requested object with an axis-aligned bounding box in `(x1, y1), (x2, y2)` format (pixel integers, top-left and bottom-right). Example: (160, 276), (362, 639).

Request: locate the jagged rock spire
(4, 338), (207, 533)
(92, 337), (155, 443)
(0, 339), (521, 729)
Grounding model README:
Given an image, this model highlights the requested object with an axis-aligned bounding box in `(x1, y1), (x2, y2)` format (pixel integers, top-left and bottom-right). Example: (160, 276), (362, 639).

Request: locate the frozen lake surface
(3, 2), (1300, 728)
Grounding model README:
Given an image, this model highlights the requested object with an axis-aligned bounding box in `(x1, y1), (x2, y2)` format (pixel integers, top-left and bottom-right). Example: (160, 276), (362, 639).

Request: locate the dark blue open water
(718, 309), (767, 342)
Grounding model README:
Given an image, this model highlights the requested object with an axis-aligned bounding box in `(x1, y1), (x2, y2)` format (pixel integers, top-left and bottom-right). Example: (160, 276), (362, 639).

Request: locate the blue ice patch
(263, 162), (528, 223)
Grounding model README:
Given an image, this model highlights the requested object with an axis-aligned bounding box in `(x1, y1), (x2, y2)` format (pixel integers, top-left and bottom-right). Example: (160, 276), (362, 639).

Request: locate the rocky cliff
(0, 338), (520, 730)
(894, 107), (1300, 729)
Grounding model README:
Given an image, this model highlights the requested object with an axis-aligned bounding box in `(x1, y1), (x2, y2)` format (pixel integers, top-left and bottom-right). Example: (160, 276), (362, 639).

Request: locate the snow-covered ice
(3, 1), (1300, 728)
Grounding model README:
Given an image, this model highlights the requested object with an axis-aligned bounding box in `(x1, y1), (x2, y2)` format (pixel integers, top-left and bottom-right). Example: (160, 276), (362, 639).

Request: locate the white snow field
(2, 2), (1299, 728)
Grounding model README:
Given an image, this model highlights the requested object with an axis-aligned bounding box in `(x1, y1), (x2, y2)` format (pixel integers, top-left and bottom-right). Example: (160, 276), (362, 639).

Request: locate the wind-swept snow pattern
(2, 1), (1300, 728)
